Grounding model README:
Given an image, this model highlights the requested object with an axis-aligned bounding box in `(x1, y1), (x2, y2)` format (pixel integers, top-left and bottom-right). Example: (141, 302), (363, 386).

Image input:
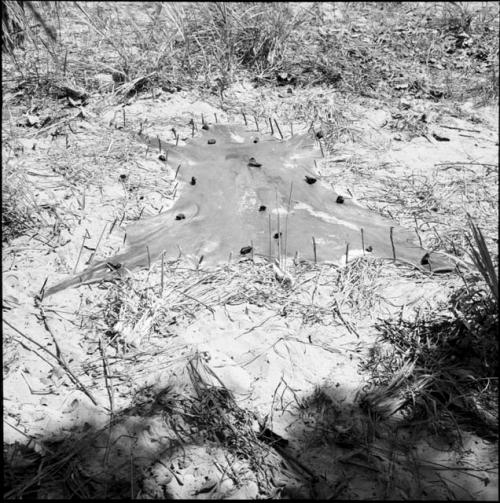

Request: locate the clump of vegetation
(2, 0), (25, 53)
(2, 3), (497, 102)
(168, 3), (313, 87)
(2, 153), (33, 243)
(361, 217), (498, 441)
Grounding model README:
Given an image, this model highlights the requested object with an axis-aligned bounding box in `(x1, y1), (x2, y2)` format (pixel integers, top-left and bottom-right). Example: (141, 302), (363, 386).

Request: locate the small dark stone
(175, 213), (186, 220)
(273, 232), (283, 239)
(336, 195), (344, 204)
(316, 130), (324, 139)
(432, 132), (450, 142)
(366, 246), (373, 252)
(106, 262), (122, 271)
(429, 88), (444, 99)
(253, 138), (259, 143)
(240, 246), (253, 255)
(305, 176), (317, 185)
(420, 253), (430, 265)
(276, 72), (296, 86)
(202, 124), (209, 130)
(259, 205), (266, 212)
(431, 206), (438, 212)
(119, 174), (127, 181)
(208, 139), (216, 144)
(248, 157), (262, 167)
(158, 154), (166, 161)
(190, 176), (196, 185)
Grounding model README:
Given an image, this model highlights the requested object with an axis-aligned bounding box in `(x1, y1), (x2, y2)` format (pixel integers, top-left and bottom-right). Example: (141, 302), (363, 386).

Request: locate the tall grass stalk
(466, 214), (498, 304)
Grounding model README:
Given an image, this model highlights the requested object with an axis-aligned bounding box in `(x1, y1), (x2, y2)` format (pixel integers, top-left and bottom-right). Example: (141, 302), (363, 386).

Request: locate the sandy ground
(3, 82), (498, 499)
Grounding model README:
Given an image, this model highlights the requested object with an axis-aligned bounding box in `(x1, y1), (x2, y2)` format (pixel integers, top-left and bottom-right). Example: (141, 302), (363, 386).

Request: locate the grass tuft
(466, 214), (498, 304)
(362, 286), (498, 441)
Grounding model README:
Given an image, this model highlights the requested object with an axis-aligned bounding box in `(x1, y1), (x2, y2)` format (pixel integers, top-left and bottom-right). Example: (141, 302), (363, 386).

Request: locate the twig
(332, 297), (360, 338)
(276, 190), (281, 268)
(39, 277), (48, 300)
(389, 226), (396, 261)
(237, 313), (278, 339)
(435, 162), (497, 168)
(439, 124), (481, 133)
(413, 215), (423, 247)
(38, 303), (62, 359)
(269, 377), (284, 426)
(268, 213), (272, 259)
(109, 217), (117, 236)
(99, 334), (114, 413)
(273, 444), (320, 480)
(161, 250), (165, 295)
(312, 236), (317, 263)
(7, 333), (55, 371)
(284, 182), (293, 270)
(73, 229), (89, 274)
(339, 458), (379, 473)
(88, 224), (107, 265)
(174, 164), (181, 179)
(274, 119), (283, 139)
(4, 319), (98, 405)
(173, 286), (215, 315)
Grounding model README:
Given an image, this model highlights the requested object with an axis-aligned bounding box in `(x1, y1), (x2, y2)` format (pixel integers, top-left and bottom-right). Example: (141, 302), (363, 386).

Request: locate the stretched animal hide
(46, 123), (453, 296)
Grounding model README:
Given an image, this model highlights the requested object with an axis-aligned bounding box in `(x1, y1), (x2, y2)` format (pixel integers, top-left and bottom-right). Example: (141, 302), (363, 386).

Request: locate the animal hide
(46, 123), (453, 296)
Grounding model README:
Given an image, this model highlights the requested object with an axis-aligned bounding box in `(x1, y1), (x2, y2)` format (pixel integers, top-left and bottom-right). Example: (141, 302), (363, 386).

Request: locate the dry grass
(2, 2), (498, 100)
(361, 278), (498, 442)
(2, 149), (33, 242)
